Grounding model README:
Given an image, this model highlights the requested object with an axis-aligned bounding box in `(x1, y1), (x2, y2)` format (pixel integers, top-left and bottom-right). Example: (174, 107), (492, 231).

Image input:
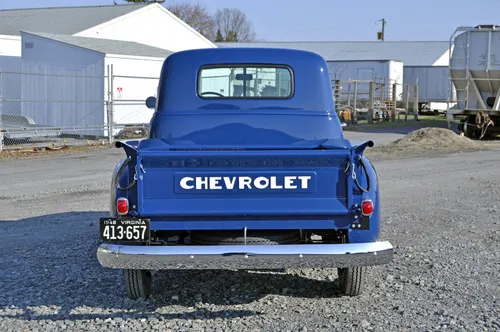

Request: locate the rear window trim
(196, 63), (295, 100)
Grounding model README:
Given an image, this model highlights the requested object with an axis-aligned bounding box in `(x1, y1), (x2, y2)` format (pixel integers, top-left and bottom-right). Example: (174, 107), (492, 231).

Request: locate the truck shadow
(0, 211), (344, 322)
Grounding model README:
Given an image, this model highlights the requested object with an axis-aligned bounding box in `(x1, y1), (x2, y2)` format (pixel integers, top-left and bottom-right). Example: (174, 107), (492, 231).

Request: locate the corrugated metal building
(217, 41), (454, 107)
(0, 55), (22, 117)
(18, 31), (173, 137)
(0, 3), (219, 142)
(217, 41), (449, 65)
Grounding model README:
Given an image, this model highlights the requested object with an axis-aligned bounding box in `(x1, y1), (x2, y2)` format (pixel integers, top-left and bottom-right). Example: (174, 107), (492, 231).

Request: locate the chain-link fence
(332, 79), (419, 125)
(108, 65), (158, 141)
(0, 68), (109, 150)
(0, 68), (422, 150)
(0, 65), (161, 150)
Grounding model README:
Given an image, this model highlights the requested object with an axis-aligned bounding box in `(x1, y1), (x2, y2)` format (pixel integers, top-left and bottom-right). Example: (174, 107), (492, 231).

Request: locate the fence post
(368, 80), (374, 124)
(0, 71), (3, 152)
(414, 84), (419, 121)
(391, 83), (397, 122)
(404, 84), (409, 121)
(352, 80), (358, 125)
(110, 64), (114, 143)
(106, 65), (110, 143)
(347, 79), (351, 107)
(106, 64), (114, 144)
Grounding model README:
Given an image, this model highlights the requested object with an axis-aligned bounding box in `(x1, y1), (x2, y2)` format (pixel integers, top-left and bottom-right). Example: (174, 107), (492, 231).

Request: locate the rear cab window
(198, 65), (294, 99)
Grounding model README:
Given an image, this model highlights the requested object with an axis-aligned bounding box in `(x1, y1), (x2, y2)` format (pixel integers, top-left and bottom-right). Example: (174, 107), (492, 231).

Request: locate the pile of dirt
(366, 127), (488, 159)
(0, 142), (112, 160)
(114, 126), (149, 139)
(392, 127), (481, 148)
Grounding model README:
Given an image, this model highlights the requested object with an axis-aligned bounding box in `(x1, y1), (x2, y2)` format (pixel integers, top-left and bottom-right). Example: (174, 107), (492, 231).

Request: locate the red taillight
(361, 200), (373, 216)
(117, 197), (129, 215)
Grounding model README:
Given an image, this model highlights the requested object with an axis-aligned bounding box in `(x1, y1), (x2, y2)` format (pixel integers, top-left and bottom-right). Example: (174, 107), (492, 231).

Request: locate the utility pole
(381, 18), (385, 40)
(377, 18), (386, 41)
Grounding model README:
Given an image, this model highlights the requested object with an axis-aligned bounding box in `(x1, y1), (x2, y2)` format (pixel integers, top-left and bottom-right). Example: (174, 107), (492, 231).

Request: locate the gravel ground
(1, 130), (499, 331)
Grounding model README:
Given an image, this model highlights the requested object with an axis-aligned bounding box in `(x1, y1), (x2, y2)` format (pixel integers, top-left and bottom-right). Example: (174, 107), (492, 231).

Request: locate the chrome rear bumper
(97, 241), (393, 270)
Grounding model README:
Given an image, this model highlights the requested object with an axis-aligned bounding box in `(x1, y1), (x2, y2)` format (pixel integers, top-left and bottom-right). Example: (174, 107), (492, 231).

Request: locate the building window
(24, 42), (34, 49)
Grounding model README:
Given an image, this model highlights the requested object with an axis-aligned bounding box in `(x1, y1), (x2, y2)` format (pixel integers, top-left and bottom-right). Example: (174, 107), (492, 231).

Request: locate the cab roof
(157, 47), (335, 113)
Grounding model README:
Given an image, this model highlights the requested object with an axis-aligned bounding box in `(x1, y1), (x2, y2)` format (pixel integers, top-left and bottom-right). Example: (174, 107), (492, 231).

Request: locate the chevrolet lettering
(96, 47), (393, 300)
(179, 175), (312, 190)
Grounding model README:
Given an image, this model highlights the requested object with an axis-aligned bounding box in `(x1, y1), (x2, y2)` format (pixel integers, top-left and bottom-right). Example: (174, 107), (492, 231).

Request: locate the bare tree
(167, 2), (216, 41)
(120, 2), (256, 42)
(213, 8), (256, 42)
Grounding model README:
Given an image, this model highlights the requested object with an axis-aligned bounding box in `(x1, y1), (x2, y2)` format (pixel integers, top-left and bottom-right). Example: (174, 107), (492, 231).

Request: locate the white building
(17, 31), (174, 137)
(0, 3), (217, 140)
(217, 41), (454, 110)
(0, 3), (215, 56)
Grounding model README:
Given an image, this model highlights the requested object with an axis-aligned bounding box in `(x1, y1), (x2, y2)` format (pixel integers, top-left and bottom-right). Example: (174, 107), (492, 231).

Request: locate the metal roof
(216, 41), (450, 66)
(23, 31), (173, 58)
(0, 4), (150, 36)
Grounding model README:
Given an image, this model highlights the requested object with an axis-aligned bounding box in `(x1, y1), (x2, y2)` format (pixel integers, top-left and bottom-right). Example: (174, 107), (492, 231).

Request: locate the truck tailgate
(135, 149), (353, 217)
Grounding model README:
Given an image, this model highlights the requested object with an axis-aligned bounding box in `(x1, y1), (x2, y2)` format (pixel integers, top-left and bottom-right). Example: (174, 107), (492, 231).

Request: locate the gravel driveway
(1, 131), (499, 331)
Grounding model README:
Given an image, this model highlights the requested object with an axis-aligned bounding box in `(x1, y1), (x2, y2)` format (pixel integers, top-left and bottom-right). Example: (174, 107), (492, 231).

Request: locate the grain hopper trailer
(446, 25), (500, 138)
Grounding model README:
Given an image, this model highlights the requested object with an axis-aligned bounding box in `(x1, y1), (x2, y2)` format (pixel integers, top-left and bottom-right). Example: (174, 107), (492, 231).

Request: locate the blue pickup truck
(97, 47), (393, 300)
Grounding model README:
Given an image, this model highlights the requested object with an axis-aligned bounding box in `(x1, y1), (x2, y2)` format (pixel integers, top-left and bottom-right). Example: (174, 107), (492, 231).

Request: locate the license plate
(99, 217), (150, 242)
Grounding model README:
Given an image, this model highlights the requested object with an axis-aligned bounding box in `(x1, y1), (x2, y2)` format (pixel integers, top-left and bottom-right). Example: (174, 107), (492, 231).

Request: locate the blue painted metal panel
(149, 48), (342, 146)
(136, 149), (351, 217)
(149, 218), (352, 231)
(348, 155), (380, 243)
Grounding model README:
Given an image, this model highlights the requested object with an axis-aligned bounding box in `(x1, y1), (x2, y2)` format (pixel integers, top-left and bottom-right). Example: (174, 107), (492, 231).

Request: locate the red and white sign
(116, 87), (123, 99)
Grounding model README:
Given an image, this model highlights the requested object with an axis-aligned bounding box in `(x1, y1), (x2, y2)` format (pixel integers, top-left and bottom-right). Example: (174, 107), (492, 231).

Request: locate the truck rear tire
(337, 266), (366, 296)
(123, 269), (152, 300)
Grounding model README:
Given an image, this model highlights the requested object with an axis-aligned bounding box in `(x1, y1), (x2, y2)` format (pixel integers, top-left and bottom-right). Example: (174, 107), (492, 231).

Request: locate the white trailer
(327, 60), (404, 104)
(404, 65), (457, 113)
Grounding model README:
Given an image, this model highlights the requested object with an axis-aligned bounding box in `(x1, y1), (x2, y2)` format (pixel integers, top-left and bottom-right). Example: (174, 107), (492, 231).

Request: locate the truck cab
(97, 47), (393, 300)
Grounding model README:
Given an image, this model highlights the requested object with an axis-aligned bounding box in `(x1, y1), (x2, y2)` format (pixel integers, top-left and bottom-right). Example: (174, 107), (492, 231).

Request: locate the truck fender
(348, 155), (381, 243)
(363, 155), (380, 238)
(109, 157), (131, 217)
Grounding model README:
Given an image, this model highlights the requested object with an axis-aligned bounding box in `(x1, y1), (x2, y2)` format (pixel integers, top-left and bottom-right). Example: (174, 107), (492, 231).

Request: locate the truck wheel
(123, 269), (152, 300)
(337, 266), (366, 296)
(463, 116), (475, 138)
